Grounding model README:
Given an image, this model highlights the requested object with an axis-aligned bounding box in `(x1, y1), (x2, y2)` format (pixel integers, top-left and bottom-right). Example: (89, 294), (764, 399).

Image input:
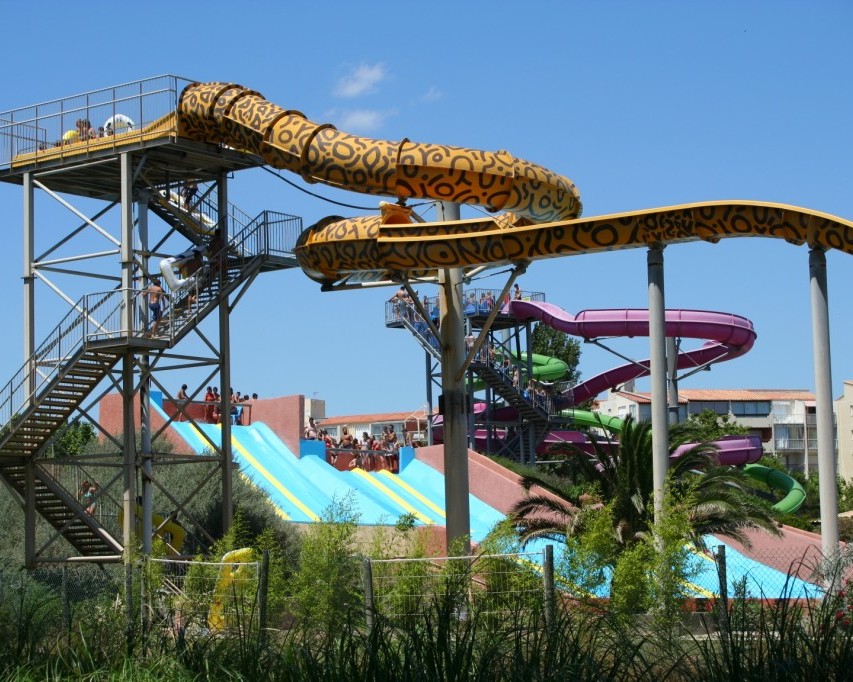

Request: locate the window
(731, 401), (771, 417)
(687, 401), (729, 415)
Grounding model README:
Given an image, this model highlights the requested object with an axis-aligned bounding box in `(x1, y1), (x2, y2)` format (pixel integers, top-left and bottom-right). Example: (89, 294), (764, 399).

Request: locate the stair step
(57, 376), (100, 385)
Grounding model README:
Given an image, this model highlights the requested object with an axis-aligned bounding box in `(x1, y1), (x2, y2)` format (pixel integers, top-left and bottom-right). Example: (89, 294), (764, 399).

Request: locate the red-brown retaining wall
(98, 392), (305, 454)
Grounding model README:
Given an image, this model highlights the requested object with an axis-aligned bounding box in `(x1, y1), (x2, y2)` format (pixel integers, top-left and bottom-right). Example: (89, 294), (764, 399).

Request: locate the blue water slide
(396, 458), (505, 543)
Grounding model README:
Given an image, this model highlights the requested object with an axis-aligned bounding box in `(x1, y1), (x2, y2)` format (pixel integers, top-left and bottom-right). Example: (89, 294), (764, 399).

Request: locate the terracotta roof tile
(612, 388), (815, 403)
(678, 389), (815, 401)
(319, 408), (433, 427)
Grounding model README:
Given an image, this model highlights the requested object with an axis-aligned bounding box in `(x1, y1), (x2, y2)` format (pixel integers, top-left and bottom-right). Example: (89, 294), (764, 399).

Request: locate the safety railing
(155, 179), (302, 259)
(161, 398), (254, 427)
(0, 288), (144, 427)
(0, 207), (302, 433)
(0, 75), (194, 169)
(158, 207), (301, 311)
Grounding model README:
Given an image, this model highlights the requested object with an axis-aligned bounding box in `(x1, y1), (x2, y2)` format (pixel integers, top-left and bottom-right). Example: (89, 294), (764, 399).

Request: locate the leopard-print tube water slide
(179, 82), (853, 285)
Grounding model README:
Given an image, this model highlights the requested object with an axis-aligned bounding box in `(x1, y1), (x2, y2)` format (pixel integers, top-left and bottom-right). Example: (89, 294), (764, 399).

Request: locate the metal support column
(120, 154), (134, 332)
(426, 351), (434, 446)
(525, 319), (536, 465)
(138, 197), (152, 554)
(647, 245), (669, 519)
(809, 248), (839, 557)
(667, 337), (680, 425)
(119, 154), (137, 557)
(24, 459), (35, 569)
(218, 173), (234, 534)
(438, 202), (470, 554)
(22, 171), (35, 400)
(121, 354), (137, 554)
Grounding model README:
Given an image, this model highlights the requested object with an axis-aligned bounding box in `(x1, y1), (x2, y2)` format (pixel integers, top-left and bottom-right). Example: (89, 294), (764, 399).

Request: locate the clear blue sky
(1, 1), (852, 418)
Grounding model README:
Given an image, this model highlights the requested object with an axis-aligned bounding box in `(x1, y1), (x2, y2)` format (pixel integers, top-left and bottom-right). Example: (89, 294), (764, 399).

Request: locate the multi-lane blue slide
(159, 401), (502, 541)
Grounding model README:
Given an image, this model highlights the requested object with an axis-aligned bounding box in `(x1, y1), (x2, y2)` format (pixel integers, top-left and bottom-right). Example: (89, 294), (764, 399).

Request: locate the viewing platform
(0, 75), (264, 199)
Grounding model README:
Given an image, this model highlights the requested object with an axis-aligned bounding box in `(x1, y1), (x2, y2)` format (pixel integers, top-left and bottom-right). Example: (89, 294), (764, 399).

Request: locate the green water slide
(560, 409), (624, 432)
(743, 464), (806, 514)
(471, 352), (568, 391)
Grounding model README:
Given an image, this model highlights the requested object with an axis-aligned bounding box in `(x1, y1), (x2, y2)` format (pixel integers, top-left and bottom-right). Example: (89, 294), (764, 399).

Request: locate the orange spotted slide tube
(178, 82), (853, 285)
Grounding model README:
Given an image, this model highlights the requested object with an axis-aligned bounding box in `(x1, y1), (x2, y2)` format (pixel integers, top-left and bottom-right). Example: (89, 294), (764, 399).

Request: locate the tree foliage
(679, 409), (749, 441)
(530, 322), (582, 385)
(511, 415), (780, 553)
(47, 421), (96, 458)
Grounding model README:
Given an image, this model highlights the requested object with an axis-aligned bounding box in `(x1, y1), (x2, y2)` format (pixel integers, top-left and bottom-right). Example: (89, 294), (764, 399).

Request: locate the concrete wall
(98, 391), (191, 454)
(413, 444), (563, 516)
(247, 395), (305, 453)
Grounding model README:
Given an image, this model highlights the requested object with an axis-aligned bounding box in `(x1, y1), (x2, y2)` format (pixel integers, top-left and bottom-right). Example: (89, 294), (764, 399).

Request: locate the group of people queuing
(391, 284), (526, 322)
(390, 285), (528, 351)
(462, 335), (555, 413)
(199, 386), (258, 425)
(305, 417), (405, 466)
(50, 115), (133, 149)
(67, 118), (103, 142)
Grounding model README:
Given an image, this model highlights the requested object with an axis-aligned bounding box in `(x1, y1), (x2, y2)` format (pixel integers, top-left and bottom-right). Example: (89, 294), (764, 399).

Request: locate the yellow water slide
(175, 82), (853, 285)
(177, 81), (580, 222)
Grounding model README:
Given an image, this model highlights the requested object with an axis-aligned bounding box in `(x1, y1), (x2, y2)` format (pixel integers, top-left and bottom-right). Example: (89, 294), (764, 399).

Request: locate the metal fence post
(543, 544), (555, 632)
(125, 562), (134, 655)
(61, 566), (71, 642)
(715, 544), (729, 635)
(362, 557), (375, 632)
(258, 550), (269, 649)
(140, 558), (149, 642)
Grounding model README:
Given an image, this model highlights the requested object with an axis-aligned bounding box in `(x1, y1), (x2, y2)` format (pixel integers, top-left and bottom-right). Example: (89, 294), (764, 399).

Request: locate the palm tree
(511, 415), (780, 551)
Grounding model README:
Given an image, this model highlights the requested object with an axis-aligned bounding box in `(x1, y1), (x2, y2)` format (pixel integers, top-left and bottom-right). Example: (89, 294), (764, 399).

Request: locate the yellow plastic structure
(117, 505), (186, 555)
(207, 547), (256, 631)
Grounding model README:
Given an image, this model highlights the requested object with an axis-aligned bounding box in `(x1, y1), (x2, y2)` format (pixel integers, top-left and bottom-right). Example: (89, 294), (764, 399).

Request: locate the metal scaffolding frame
(0, 89), (300, 566)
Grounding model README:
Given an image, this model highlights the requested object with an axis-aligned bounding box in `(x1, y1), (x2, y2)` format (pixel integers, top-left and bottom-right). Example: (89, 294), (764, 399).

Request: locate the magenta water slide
(508, 300), (757, 406)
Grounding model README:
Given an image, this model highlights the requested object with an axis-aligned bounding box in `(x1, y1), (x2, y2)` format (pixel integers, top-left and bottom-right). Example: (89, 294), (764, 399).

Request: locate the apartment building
(833, 380), (853, 481)
(596, 388), (835, 477)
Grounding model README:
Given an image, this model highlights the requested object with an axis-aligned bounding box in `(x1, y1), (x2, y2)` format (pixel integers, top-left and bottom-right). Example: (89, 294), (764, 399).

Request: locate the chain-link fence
(1, 540), (851, 656)
(363, 547), (557, 631)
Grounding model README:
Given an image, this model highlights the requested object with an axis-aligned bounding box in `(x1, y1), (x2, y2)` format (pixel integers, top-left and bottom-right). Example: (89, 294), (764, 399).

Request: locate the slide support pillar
(22, 171), (34, 402)
(438, 202), (471, 554)
(138, 196), (153, 555)
(647, 245), (669, 520)
(218, 172), (234, 534)
(809, 248), (839, 558)
(666, 337), (680, 425)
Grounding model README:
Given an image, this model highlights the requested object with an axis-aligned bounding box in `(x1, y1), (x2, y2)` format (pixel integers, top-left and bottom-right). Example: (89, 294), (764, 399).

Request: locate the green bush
(286, 496), (363, 632)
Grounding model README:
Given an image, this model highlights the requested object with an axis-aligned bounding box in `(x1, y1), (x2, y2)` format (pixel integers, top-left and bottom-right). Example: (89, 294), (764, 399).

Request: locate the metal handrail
(0, 75), (194, 168)
(0, 209), (303, 433)
(0, 288), (135, 427)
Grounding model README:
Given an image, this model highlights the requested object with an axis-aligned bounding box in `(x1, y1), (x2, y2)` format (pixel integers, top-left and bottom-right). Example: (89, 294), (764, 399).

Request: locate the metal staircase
(0, 462), (122, 557)
(469, 361), (553, 457)
(399, 315), (441, 361)
(0, 208), (299, 559)
(390, 297), (561, 460)
(470, 362), (547, 423)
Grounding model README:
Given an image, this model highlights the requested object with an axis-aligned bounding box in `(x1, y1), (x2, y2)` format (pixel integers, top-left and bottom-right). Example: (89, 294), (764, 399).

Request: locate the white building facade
(596, 388), (839, 478)
(833, 381), (853, 482)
